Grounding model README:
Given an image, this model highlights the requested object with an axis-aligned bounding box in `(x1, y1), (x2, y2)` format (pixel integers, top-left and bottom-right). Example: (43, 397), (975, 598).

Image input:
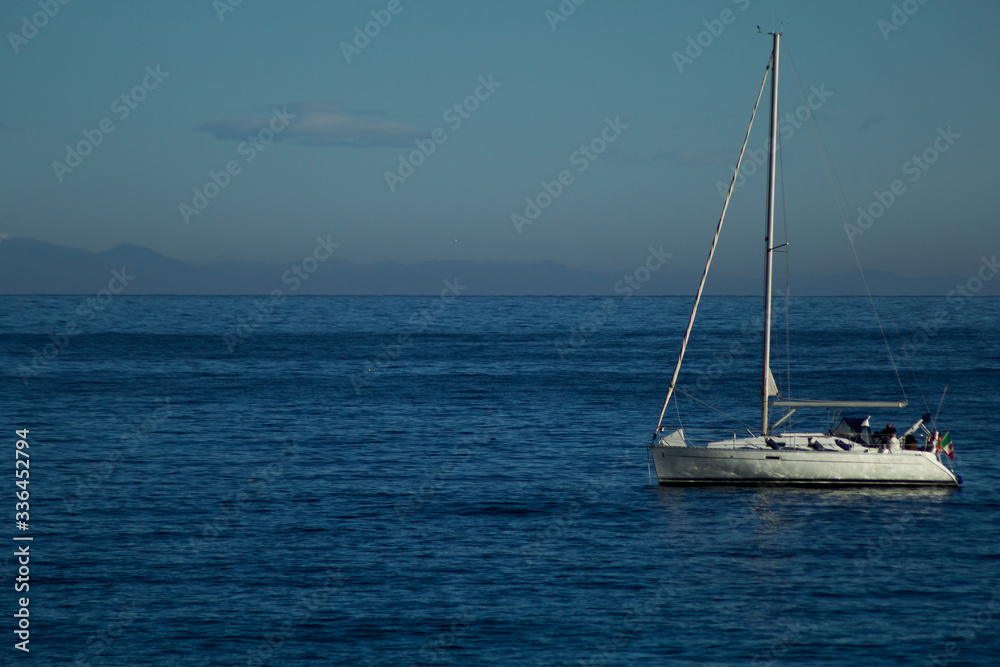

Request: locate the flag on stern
(940, 432), (954, 460)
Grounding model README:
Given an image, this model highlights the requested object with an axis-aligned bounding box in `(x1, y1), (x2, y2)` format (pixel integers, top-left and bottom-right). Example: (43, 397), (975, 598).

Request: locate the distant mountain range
(0, 238), (993, 296)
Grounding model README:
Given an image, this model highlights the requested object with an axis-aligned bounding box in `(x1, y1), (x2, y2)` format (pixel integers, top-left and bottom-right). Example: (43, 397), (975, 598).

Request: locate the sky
(1, 0), (998, 286)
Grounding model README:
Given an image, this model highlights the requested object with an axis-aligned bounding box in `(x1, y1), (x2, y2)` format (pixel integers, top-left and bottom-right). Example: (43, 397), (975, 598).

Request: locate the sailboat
(648, 32), (960, 487)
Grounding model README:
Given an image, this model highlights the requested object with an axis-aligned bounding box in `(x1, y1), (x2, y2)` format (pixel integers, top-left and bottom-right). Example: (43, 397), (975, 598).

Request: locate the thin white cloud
(197, 102), (425, 147)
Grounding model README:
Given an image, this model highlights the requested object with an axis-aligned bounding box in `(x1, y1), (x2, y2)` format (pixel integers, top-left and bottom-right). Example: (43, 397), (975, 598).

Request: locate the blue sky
(1, 0), (997, 284)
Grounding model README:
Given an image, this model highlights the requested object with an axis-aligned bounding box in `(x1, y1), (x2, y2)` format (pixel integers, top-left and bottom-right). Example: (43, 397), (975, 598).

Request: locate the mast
(761, 31), (780, 435)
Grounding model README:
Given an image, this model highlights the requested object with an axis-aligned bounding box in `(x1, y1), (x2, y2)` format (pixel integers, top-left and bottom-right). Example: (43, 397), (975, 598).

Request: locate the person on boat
(874, 423), (897, 445)
(887, 433), (900, 452)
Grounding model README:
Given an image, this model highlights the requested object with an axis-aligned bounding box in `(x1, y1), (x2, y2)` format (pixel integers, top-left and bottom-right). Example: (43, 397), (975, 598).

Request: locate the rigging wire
(674, 387), (758, 433)
(783, 40), (909, 405)
(932, 385), (949, 432)
(875, 296), (931, 414)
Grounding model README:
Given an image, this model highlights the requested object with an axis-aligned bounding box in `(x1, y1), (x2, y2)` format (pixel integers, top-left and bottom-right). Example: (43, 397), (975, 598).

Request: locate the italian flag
(940, 432), (954, 460)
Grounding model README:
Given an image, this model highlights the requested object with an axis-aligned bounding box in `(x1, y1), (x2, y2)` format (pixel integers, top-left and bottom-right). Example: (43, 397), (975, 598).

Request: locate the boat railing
(656, 426), (944, 455)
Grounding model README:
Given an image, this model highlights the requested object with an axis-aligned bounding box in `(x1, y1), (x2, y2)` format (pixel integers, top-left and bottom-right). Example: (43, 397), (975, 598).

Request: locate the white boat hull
(650, 446), (959, 487)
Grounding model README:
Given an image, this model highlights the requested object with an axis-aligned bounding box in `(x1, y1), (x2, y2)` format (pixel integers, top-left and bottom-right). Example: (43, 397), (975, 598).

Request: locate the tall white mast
(761, 31), (780, 435)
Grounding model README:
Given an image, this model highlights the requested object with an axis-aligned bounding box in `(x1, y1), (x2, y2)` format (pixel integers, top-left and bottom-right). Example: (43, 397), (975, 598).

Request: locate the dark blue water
(2, 295), (999, 666)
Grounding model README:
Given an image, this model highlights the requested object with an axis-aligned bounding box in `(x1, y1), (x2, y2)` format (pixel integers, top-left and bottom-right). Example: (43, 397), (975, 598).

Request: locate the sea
(2, 294), (999, 666)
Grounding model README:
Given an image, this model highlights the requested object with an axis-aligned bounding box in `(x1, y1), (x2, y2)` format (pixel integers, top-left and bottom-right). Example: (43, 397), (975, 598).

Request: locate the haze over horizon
(2, 0), (998, 289)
